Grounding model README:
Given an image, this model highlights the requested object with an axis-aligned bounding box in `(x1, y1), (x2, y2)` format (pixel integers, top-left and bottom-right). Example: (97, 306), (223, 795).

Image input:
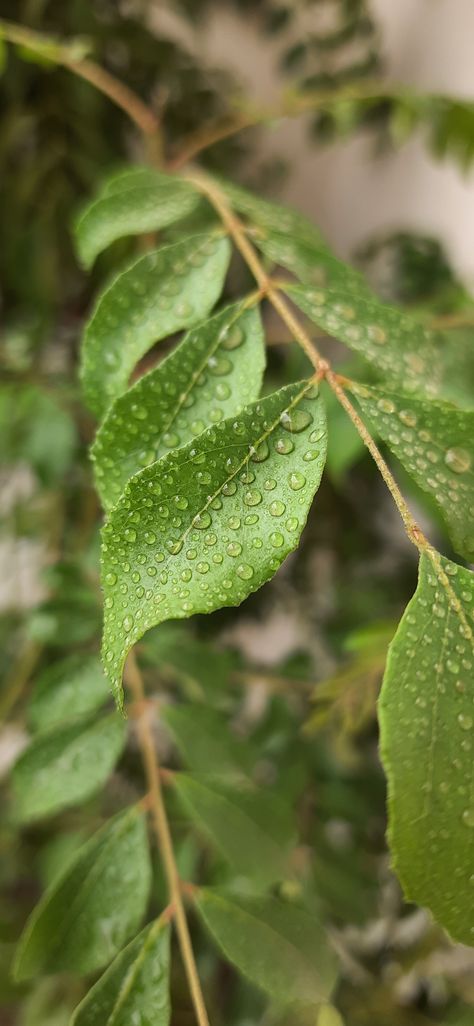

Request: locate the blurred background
(1, 2), (474, 1025)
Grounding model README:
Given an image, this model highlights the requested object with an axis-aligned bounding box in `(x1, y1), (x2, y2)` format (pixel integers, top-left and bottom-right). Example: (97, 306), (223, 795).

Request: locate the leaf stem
(124, 651), (210, 1026)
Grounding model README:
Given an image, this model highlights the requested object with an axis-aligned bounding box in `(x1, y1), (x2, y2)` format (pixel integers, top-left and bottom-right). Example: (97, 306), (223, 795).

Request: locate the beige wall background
(157, 0), (474, 288)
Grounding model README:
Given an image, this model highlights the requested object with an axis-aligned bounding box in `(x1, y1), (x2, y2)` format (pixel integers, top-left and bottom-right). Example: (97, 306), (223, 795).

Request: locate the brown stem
(124, 652), (210, 1026)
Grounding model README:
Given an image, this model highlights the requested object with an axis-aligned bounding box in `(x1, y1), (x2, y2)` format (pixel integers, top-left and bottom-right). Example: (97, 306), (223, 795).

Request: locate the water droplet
(270, 532), (284, 548)
(105, 572), (117, 586)
(244, 513), (259, 525)
(163, 432), (179, 448)
(181, 569), (192, 582)
(123, 615), (134, 632)
(215, 382), (231, 400)
(124, 528), (137, 543)
(208, 355), (232, 376)
(228, 516), (241, 530)
(399, 409), (417, 428)
(458, 713), (473, 731)
(243, 488), (262, 507)
(367, 324), (387, 345)
(280, 409), (313, 433)
(270, 500), (286, 517)
(193, 512), (212, 530)
(227, 542), (242, 557)
(250, 441), (269, 463)
(174, 495), (188, 510)
(275, 437), (294, 455)
(462, 808), (474, 828)
(264, 478), (277, 490)
(286, 517), (299, 531)
(222, 481), (237, 496)
(289, 471), (306, 491)
(303, 449), (319, 462)
(144, 531), (156, 545)
(237, 563), (254, 580)
(445, 447), (471, 474)
(196, 562), (209, 574)
(166, 539), (183, 554)
(220, 324), (244, 350)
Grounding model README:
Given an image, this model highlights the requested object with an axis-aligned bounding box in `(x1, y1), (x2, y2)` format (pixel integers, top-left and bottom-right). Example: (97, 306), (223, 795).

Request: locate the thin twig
(124, 652), (210, 1026)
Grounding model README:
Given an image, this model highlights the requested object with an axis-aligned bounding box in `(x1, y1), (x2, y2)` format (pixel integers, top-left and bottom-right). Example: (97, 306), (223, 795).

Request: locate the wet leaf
(380, 551), (474, 945)
(29, 655), (110, 732)
(100, 382), (327, 706)
(92, 301), (265, 511)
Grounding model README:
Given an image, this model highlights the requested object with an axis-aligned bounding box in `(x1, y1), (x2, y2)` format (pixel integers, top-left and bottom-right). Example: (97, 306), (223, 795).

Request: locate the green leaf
(173, 773), (295, 883)
(80, 232), (231, 417)
(14, 806), (151, 979)
(163, 704), (254, 773)
(254, 225), (367, 292)
(216, 177), (327, 246)
(197, 890), (337, 1006)
(380, 551), (474, 945)
(101, 382), (327, 706)
(29, 655), (110, 732)
(348, 381), (474, 561)
(92, 301), (265, 511)
(12, 712), (126, 822)
(74, 169), (200, 269)
(282, 281), (454, 401)
(70, 918), (170, 1026)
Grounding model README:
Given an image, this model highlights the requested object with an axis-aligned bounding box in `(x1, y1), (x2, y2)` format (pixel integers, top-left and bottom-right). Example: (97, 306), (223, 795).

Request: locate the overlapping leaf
(380, 552), (474, 944)
(173, 773), (296, 884)
(70, 919), (170, 1026)
(197, 890), (337, 1007)
(12, 712), (126, 822)
(75, 168), (200, 269)
(14, 806), (151, 979)
(349, 381), (474, 561)
(29, 655), (110, 732)
(92, 301), (265, 511)
(101, 382), (327, 706)
(80, 232), (231, 416)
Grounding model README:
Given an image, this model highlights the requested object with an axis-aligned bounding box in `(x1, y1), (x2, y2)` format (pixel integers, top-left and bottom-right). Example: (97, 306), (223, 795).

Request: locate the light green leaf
(12, 712), (126, 822)
(173, 773), (295, 883)
(197, 889), (337, 1006)
(349, 381), (474, 561)
(92, 301), (265, 511)
(74, 169), (200, 269)
(380, 551), (474, 945)
(162, 704), (254, 774)
(70, 919), (170, 1026)
(216, 177), (327, 246)
(29, 655), (110, 732)
(101, 382), (327, 706)
(282, 281), (452, 400)
(80, 232), (231, 417)
(14, 806), (151, 980)
(254, 225), (368, 291)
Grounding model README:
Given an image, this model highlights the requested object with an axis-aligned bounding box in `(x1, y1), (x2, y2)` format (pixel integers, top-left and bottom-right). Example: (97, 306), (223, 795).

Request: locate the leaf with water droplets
(172, 773), (296, 884)
(282, 281), (457, 402)
(80, 232), (231, 417)
(14, 806), (151, 979)
(70, 918), (170, 1026)
(92, 301), (265, 511)
(196, 889), (338, 1007)
(74, 168), (200, 268)
(28, 655), (110, 732)
(348, 382), (474, 561)
(12, 712), (126, 823)
(100, 382), (327, 707)
(380, 551), (474, 945)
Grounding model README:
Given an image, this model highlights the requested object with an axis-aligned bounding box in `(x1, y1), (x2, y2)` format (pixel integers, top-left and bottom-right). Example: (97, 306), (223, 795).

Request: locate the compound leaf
(101, 382), (327, 706)
(197, 889), (338, 1007)
(380, 552), (474, 945)
(12, 712), (126, 822)
(14, 806), (151, 979)
(74, 169), (200, 268)
(349, 381), (474, 561)
(70, 918), (170, 1026)
(172, 773), (296, 884)
(80, 232), (231, 417)
(92, 301), (265, 511)
(29, 655), (110, 732)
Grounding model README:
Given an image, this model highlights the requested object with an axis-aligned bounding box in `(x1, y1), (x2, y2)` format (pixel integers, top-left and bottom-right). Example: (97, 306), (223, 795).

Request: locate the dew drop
(286, 517), (299, 531)
(458, 713), (473, 731)
(280, 409), (313, 433)
(144, 531), (156, 545)
(289, 471), (306, 491)
(220, 324), (244, 350)
(227, 542), (242, 557)
(166, 539), (183, 555)
(124, 528), (137, 543)
(237, 563), (254, 580)
(270, 532), (284, 548)
(462, 808), (474, 828)
(123, 615), (134, 632)
(243, 488), (262, 507)
(193, 512), (212, 530)
(275, 437), (294, 455)
(105, 572), (117, 586)
(222, 481), (237, 496)
(250, 441), (269, 463)
(264, 478), (277, 491)
(270, 500), (286, 517)
(445, 447), (471, 474)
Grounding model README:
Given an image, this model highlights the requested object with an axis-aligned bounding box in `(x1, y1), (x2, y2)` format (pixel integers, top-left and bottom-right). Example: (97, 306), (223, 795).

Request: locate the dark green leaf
(12, 712), (126, 822)
(70, 918), (170, 1026)
(349, 381), (474, 560)
(197, 889), (337, 1006)
(80, 232), (231, 417)
(74, 169), (200, 268)
(173, 773), (296, 883)
(380, 552), (474, 944)
(100, 382), (327, 706)
(14, 806), (151, 979)
(29, 655), (110, 733)
(92, 301), (265, 511)
(162, 704), (254, 774)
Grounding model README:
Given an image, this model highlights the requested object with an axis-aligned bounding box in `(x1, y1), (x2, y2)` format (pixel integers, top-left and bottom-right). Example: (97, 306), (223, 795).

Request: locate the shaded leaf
(380, 552), (474, 945)
(70, 918), (170, 1026)
(14, 806), (151, 979)
(29, 655), (110, 732)
(92, 301), (265, 511)
(12, 712), (126, 822)
(74, 169), (200, 268)
(197, 889), (337, 1006)
(162, 704), (254, 773)
(173, 773), (295, 884)
(80, 232), (231, 417)
(101, 382), (327, 706)
(349, 381), (474, 561)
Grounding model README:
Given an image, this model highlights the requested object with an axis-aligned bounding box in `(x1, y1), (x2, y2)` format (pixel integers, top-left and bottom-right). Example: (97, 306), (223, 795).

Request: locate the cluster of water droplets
(101, 385), (326, 689)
